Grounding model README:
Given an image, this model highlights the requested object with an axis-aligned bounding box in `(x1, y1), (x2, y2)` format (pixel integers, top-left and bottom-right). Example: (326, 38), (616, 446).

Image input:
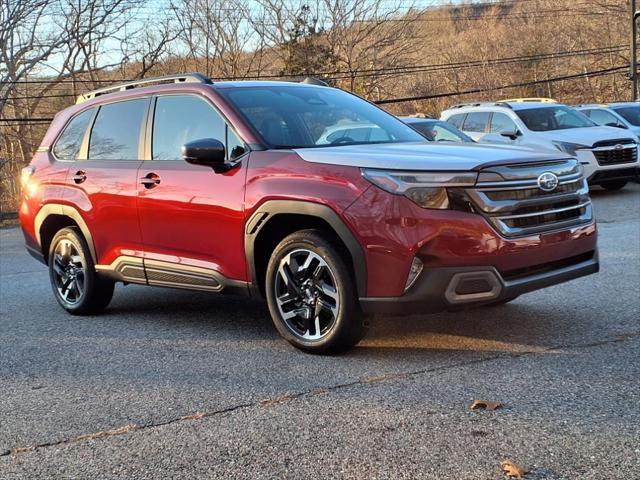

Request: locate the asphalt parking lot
(0, 184), (639, 479)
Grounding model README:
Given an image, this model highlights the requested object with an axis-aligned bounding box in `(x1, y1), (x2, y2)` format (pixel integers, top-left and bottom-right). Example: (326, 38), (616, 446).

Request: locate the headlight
(361, 169), (477, 209)
(553, 141), (590, 156)
(21, 166), (35, 188)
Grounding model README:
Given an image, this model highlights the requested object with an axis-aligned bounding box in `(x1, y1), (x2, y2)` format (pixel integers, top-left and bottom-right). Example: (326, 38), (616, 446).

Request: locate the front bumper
(360, 250), (598, 315)
(588, 167), (640, 184)
(578, 149), (640, 182)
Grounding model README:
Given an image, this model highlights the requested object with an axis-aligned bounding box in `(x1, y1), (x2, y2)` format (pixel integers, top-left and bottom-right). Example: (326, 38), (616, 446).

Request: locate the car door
(63, 98), (147, 268)
(480, 112), (524, 145)
(136, 93), (248, 291)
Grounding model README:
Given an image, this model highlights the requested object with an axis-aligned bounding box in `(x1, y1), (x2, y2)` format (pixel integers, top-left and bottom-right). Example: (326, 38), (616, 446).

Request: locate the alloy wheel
(51, 238), (86, 305)
(274, 249), (340, 340)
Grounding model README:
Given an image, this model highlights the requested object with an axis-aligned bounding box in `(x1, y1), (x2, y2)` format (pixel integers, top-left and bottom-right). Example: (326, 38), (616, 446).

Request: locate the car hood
(535, 126), (638, 145)
(294, 142), (568, 171)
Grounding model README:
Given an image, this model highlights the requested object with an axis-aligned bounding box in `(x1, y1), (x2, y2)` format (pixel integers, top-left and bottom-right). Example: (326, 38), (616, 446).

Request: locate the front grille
(592, 144), (637, 165)
(466, 158), (593, 237)
(483, 179), (582, 201)
(501, 201), (589, 230)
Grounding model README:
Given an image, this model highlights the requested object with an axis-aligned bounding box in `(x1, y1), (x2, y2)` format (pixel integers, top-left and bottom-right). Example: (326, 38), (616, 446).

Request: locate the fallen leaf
(470, 399), (502, 411)
(501, 459), (527, 478)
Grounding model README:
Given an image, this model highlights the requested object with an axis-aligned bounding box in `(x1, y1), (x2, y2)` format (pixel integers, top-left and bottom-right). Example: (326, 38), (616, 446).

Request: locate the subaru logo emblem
(537, 172), (559, 192)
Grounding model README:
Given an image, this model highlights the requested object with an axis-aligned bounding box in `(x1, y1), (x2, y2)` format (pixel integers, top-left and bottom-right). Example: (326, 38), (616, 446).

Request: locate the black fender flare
(244, 200), (367, 297)
(34, 204), (98, 263)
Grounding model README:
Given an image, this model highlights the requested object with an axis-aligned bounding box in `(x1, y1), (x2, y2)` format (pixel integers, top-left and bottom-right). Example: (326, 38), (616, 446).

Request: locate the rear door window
(88, 99), (147, 160)
(462, 112), (490, 133)
(53, 109), (95, 160)
(88, 98), (148, 160)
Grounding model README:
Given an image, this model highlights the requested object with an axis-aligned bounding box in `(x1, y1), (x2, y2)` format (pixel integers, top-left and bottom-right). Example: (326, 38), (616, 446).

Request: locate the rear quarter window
(52, 109), (95, 160)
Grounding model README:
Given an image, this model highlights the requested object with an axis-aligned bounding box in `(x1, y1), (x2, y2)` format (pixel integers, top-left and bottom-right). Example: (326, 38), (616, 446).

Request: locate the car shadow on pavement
(356, 302), (562, 356)
(103, 285), (561, 357)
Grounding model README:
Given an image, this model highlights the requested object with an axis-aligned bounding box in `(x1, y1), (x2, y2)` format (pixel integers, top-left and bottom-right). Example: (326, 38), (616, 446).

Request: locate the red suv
(19, 73), (598, 353)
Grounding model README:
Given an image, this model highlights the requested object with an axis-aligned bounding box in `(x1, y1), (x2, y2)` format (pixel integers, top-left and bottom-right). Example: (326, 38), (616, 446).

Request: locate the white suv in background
(441, 99), (640, 190)
(574, 102), (640, 139)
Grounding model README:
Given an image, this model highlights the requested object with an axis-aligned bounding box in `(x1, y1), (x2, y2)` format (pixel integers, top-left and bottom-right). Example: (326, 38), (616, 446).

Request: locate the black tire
(599, 180), (627, 191)
(265, 229), (366, 354)
(48, 227), (114, 315)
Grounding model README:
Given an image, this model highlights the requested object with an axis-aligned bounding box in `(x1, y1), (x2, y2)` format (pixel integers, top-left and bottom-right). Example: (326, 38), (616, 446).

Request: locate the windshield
(218, 86), (424, 148)
(515, 106), (596, 131)
(410, 120), (474, 142)
(613, 106), (640, 126)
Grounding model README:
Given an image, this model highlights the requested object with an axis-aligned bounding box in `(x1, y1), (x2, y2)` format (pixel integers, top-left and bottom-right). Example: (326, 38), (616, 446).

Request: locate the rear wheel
(265, 230), (366, 354)
(48, 227), (114, 315)
(599, 180), (627, 191)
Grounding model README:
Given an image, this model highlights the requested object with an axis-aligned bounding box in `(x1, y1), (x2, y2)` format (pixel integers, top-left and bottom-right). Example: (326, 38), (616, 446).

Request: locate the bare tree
(171, 0), (267, 79)
(322, 0), (420, 97)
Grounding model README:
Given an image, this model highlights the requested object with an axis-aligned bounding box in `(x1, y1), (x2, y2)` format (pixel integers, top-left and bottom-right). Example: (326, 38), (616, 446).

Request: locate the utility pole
(632, 0), (639, 100)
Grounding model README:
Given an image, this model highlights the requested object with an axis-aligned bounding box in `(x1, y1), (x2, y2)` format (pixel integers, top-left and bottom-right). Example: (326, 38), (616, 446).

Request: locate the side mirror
(500, 129), (520, 140)
(182, 138), (229, 173)
(605, 122), (628, 129)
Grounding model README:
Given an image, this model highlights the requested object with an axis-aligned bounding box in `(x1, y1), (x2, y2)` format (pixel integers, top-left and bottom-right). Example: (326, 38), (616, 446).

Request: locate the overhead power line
(2, 44), (628, 103)
(1, 66), (629, 124)
(374, 65), (628, 104)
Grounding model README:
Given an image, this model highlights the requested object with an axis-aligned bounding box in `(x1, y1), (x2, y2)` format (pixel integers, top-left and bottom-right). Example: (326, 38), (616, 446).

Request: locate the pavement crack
(2, 330), (638, 458)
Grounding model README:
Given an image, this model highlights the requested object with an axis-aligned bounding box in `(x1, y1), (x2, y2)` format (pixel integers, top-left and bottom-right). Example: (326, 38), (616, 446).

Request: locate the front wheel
(599, 180), (627, 191)
(48, 227), (115, 315)
(265, 230), (366, 354)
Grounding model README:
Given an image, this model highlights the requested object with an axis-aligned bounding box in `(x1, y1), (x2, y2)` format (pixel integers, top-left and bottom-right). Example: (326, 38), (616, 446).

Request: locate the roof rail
(574, 103), (607, 108)
(76, 73), (212, 104)
(449, 101), (513, 110)
(502, 97), (557, 103)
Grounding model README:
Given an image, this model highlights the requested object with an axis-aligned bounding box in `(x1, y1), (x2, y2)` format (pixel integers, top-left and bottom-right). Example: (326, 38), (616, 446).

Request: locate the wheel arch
(245, 200), (367, 298)
(35, 204), (97, 264)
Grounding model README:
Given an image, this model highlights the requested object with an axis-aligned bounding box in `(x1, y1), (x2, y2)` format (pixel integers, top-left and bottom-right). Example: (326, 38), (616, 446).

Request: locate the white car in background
(316, 121), (392, 145)
(441, 98), (640, 190)
(574, 102), (640, 139)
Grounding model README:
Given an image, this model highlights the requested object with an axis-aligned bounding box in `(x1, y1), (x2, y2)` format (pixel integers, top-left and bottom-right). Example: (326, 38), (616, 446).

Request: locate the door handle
(72, 170), (87, 184)
(140, 172), (161, 189)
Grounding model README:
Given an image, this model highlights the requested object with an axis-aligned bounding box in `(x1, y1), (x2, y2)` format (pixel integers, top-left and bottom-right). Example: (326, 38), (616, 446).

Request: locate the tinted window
(152, 95), (227, 160)
(490, 112), (517, 133)
(463, 112), (490, 132)
(218, 86), (423, 148)
(587, 109), (621, 126)
(53, 109), (94, 160)
(613, 106), (640, 126)
(447, 114), (466, 128)
(516, 106), (595, 131)
(88, 99), (146, 160)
